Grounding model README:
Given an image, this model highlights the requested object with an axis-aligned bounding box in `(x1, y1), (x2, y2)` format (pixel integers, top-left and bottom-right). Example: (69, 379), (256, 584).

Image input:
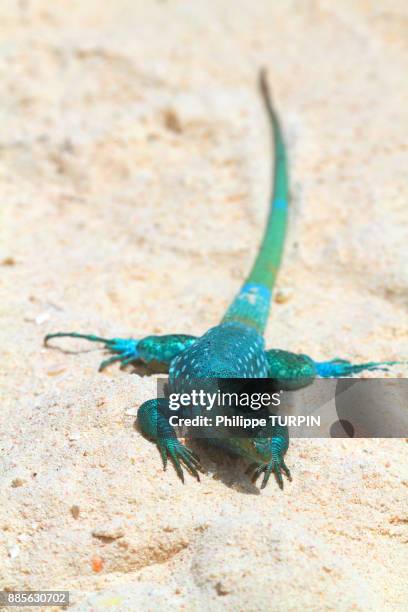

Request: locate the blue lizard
(44, 70), (399, 489)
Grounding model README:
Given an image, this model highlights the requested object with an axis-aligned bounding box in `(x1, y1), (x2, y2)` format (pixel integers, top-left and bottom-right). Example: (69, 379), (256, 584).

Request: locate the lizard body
(45, 71), (399, 488)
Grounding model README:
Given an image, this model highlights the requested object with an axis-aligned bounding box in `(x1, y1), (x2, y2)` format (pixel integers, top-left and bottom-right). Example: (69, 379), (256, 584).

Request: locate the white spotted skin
(166, 322), (288, 470)
(169, 322), (268, 393)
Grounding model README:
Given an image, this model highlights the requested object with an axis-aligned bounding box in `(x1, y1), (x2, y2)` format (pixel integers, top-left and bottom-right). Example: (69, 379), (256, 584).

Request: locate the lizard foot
(157, 439), (202, 483)
(44, 332), (139, 371)
(315, 357), (402, 377)
(246, 458), (291, 490)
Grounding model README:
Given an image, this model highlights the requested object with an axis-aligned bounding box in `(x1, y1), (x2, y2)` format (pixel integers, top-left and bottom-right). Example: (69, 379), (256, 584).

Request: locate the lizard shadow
(191, 440), (265, 495)
(44, 344), (96, 356)
(44, 345), (154, 377)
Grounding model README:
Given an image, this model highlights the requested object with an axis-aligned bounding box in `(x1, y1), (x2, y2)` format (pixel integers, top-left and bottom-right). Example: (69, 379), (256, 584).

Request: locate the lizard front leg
(44, 332), (197, 371)
(137, 398), (201, 482)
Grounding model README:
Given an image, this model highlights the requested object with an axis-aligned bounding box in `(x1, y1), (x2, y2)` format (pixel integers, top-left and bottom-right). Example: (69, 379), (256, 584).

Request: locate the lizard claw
(158, 439), (202, 483)
(248, 458), (291, 490)
(44, 332), (140, 371)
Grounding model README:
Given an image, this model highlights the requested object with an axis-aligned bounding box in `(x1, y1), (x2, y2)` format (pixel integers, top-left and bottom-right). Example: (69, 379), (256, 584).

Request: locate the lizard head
(219, 435), (274, 465)
(245, 436), (276, 463)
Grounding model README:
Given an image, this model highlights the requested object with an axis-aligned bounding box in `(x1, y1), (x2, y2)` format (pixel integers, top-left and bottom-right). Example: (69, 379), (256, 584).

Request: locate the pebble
(11, 478), (25, 488)
(125, 407), (138, 416)
(8, 545), (20, 559)
(35, 312), (51, 325)
(91, 556), (104, 572)
(70, 505), (80, 519)
(274, 287), (293, 304)
(92, 525), (125, 541)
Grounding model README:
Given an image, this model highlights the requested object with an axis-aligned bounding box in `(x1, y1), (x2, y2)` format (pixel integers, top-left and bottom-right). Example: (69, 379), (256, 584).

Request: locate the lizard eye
(251, 438), (273, 462)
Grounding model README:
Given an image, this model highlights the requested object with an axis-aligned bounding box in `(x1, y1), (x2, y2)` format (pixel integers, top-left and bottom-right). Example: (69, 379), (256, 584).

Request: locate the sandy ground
(1, 1), (408, 610)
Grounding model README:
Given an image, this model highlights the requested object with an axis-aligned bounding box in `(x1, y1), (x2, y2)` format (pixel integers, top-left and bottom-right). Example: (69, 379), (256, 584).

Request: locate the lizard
(44, 70), (400, 489)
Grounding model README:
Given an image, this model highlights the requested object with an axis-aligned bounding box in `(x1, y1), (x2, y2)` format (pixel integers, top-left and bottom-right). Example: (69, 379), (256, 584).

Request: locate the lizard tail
(222, 68), (288, 334)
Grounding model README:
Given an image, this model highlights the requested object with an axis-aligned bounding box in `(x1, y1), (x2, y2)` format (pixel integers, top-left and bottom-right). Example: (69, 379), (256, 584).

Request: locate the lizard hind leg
(44, 332), (140, 371)
(265, 348), (404, 387)
(315, 358), (402, 378)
